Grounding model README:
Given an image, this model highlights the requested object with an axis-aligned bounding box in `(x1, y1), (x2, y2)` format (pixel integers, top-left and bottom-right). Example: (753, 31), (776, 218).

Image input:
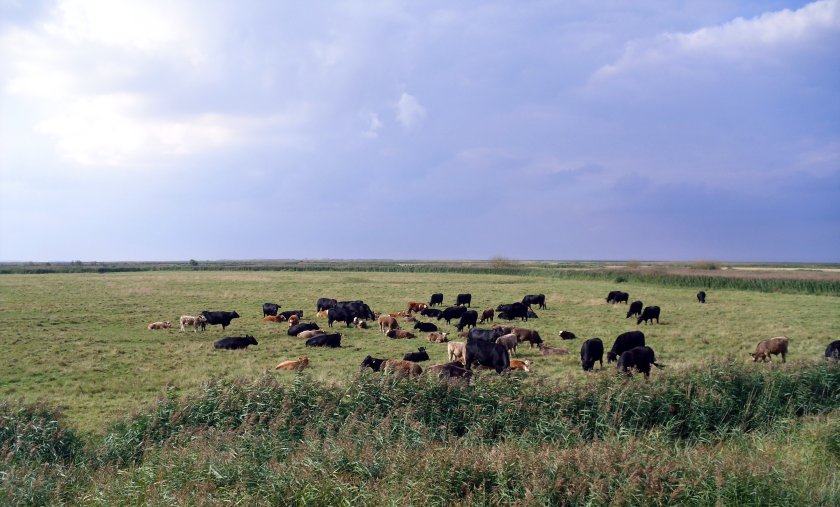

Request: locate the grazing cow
(316, 298), (337, 312)
(496, 302), (529, 321)
(275, 356), (309, 370)
(316, 310), (329, 318)
(424, 362), (473, 381)
(468, 327), (506, 342)
(382, 359), (423, 378)
(447, 341), (467, 363)
(403, 347), (430, 362)
(510, 327), (543, 348)
(559, 330), (577, 340)
(200, 311), (240, 330)
(479, 309), (494, 324)
(826, 340), (840, 360)
(751, 336), (789, 363)
(626, 301), (643, 319)
(495, 333), (519, 356)
(328, 307), (353, 328)
(538, 343), (568, 356)
(607, 291), (629, 304)
(465, 339), (510, 374)
(407, 301), (428, 314)
(360, 355), (387, 372)
(617, 346), (663, 378)
(637, 306), (661, 325)
(607, 331), (646, 363)
(147, 321), (172, 330)
(456, 310), (478, 332)
(509, 359), (532, 372)
(437, 305), (468, 324)
(522, 294), (546, 310)
(305, 333), (342, 348)
(214, 336), (258, 350)
(335, 300), (376, 321)
(456, 293), (472, 307)
(287, 314), (300, 327)
(414, 321), (439, 333)
(429, 293), (444, 306)
(580, 338), (604, 371)
(179, 315), (206, 332)
(427, 332), (449, 343)
(297, 329), (326, 339)
(606, 290), (619, 303)
(697, 291), (706, 304)
(421, 307), (443, 318)
(262, 303), (280, 317)
(288, 322), (320, 336)
(386, 329), (416, 339)
(279, 310), (304, 320)
(378, 315), (400, 333)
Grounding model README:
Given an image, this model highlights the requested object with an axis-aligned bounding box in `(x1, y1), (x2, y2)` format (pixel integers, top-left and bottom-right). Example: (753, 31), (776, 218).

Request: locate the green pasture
(0, 270), (837, 434)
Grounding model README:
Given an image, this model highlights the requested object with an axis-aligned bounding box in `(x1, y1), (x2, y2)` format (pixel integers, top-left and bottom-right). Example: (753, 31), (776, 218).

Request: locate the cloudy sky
(1, 0), (838, 262)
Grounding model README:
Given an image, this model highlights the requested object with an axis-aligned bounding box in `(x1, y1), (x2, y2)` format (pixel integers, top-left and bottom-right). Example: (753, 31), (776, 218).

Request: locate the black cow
(336, 300), (376, 320)
(214, 335), (257, 350)
(496, 302), (529, 321)
(414, 321), (439, 333)
(429, 293), (444, 306)
(465, 339), (510, 374)
(316, 298), (337, 312)
(607, 330), (646, 363)
(201, 310), (240, 330)
(328, 307), (353, 327)
(437, 305), (468, 324)
(617, 346), (663, 378)
(580, 337), (604, 371)
(279, 310), (304, 320)
(360, 355), (386, 372)
(559, 330), (577, 340)
(456, 293), (472, 307)
(403, 347), (430, 362)
(522, 294), (546, 309)
(626, 301), (643, 319)
(420, 308), (443, 318)
(637, 306), (661, 325)
(306, 333), (341, 348)
(468, 327), (505, 342)
(526, 307), (538, 319)
(825, 340), (840, 360)
(455, 310), (478, 331)
(262, 303), (280, 317)
(697, 291), (706, 304)
(288, 322), (320, 336)
(608, 291), (629, 304)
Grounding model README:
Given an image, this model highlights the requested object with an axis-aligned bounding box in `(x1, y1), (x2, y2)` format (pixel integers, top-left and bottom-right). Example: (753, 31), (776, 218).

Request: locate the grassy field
(0, 269), (837, 433)
(1, 268), (839, 505)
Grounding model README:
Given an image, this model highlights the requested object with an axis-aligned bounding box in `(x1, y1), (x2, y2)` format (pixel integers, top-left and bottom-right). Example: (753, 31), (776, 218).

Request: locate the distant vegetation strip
(2, 361), (838, 505)
(2, 260), (839, 295)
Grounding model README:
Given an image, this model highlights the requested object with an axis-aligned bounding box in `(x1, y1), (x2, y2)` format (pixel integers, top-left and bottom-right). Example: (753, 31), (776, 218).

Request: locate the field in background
(1, 267), (838, 505)
(0, 269), (837, 432)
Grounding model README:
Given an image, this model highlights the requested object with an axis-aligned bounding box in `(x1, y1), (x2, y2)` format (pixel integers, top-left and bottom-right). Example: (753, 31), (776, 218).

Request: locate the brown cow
(275, 356), (309, 370)
(378, 315), (400, 333)
(354, 318), (369, 329)
(751, 336), (789, 363)
(406, 302), (428, 315)
(287, 315), (300, 327)
(509, 359), (532, 372)
(316, 310), (329, 318)
(496, 333), (519, 356)
(386, 329), (416, 339)
(538, 343), (568, 356)
(510, 327), (543, 348)
(427, 331), (449, 343)
(147, 321), (172, 330)
(382, 359), (422, 378)
(479, 309), (494, 324)
(179, 315), (206, 332)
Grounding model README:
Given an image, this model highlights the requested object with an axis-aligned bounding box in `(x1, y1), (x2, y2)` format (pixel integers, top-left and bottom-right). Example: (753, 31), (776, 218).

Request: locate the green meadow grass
(0, 270), (836, 433)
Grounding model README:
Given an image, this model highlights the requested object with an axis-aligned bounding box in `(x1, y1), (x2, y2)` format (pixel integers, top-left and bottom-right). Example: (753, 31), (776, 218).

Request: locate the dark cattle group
(496, 302), (530, 321)
(617, 346), (663, 378)
(464, 339), (510, 373)
(214, 335), (257, 350)
(607, 331), (645, 363)
(201, 310), (240, 330)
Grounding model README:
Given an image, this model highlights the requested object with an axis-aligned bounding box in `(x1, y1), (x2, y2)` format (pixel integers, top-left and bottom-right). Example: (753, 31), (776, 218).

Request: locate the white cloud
(363, 112), (383, 139)
(396, 92), (426, 128)
(594, 0), (840, 79)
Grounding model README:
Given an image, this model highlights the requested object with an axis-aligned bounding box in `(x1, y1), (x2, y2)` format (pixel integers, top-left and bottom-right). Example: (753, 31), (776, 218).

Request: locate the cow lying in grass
(148, 321), (172, 330)
(275, 356), (309, 370)
(382, 359), (422, 378)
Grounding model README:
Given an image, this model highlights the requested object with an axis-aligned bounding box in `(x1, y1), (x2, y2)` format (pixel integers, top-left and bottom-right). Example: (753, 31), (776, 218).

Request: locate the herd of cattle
(146, 290), (840, 381)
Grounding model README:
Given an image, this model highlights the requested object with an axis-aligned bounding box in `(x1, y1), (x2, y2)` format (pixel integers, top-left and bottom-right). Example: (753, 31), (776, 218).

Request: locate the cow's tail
(652, 362), (665, 369)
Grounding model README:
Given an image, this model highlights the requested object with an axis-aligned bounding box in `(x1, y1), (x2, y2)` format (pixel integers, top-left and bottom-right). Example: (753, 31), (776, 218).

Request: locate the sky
(1, 0), (838, 263)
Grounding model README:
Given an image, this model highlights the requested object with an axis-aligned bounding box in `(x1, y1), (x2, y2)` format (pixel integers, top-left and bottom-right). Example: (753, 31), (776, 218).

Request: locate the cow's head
(246, 335), (257, 346)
